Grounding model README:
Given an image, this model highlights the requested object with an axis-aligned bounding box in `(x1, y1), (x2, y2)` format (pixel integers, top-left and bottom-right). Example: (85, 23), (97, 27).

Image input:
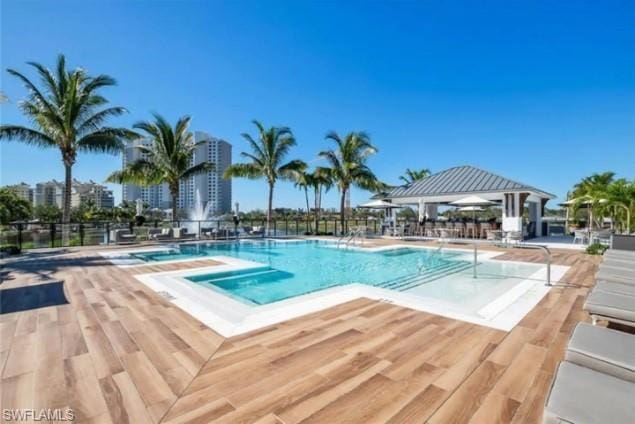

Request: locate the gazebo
(378, 165), (555, 238)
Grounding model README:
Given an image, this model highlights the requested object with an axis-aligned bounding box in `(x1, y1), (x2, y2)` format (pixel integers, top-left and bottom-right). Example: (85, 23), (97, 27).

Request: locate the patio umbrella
(358, 200), (399, 209)
(358, 200), (401, 229)
(451, 196), (495, 239)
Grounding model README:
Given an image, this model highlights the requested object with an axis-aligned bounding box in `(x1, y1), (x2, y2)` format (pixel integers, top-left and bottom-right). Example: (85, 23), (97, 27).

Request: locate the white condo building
(122, 132), (232, 215)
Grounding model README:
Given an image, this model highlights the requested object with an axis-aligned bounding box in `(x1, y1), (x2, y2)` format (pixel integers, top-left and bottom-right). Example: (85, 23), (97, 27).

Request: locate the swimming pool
(130, 240), (547, 308)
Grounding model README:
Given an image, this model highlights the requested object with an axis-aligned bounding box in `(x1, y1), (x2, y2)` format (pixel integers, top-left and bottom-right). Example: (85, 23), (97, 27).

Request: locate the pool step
(377, 260), (473, 292)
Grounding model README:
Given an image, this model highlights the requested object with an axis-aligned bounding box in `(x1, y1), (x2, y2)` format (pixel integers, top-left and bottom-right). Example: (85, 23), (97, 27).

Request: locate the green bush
(0, 244), (21, 255)
(586, 243), (608, 255)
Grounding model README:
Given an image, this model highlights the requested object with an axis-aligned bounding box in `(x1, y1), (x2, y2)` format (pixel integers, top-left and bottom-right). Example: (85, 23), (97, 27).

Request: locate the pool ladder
(336, 227), (366, 249)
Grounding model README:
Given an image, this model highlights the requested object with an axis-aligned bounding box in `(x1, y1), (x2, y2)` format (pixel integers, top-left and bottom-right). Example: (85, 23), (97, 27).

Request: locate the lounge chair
(584, 290), (635, 327)
(110, 229), (137, 244)
(594, 280), (635, 296)
(543, 361), (635, 424)
(601, 258), (635, 269)
(596, 265), (635, 284)
(149, 228), (173, 241)
(605, 249), (635, 260)
(565, 322), (635, 382)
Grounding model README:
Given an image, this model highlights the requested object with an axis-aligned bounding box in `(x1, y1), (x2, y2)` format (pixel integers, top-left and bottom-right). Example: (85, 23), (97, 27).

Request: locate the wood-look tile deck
(0, 243), (601, 423)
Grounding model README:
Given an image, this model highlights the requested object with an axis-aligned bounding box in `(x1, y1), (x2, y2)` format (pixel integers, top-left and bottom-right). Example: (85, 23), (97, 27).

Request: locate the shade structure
(358, 200), (400, 209)
(450, 195), (496, 207)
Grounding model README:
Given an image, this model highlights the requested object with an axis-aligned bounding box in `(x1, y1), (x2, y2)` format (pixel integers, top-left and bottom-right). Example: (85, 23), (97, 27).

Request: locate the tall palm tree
(107, 114), (214, 221)
(223, 120), (307, 234)
(293, 169), (313, 233)
(319, 131), (384, 233)
(572, 172), (615, 229)
(0, 55), (136, 223)
(310, 167), (333, 234)
(399, 168), (431, 185)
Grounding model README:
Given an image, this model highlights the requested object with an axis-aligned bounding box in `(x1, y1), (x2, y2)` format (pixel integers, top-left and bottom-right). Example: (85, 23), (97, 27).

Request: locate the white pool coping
(123, 242), (569, 336)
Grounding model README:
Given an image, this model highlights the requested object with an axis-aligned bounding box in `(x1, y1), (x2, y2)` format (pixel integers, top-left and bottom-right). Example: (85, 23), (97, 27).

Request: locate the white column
(536, 202), (543, 237)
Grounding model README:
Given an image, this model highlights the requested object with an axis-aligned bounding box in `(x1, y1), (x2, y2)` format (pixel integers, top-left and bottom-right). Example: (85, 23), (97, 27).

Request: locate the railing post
(79, 223), (85, 246)
(273, 220), (277, 237)
(295, 219), (299, 235)
(473, 243), (478, 279)
(17, 223), (23, 252)
(335, 220), (338, 236)
(198, 221), (201, 239)
(50, 223), (55, 248)
(106, 222), (110, 244)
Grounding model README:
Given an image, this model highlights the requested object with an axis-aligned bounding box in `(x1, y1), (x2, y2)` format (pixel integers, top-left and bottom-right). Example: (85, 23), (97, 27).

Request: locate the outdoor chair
(594, 280), (635, 297)
(543, 361), (635, 424)
(504, 231), (523, 244)
(486, 229), (502, 241)
(584, 289), (635, 327)
(479, 222), (491, 238)
(605, 249), (635, 260)
(465, 222), (476, 238)
(591, 229), (612, 246)
(149, 227), (173, 241)
(110, 229), (137, 245)
(565, 322), (635, 382)
(573, 229), (589, 244)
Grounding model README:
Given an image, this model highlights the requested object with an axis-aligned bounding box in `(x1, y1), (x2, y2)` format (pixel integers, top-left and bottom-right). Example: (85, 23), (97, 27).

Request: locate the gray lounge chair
(602, 258), (635, 270)
(110, 229), (137, 244)
(149, 228), (174, 241)
(594, 280), (635, 296)
(565, 323), (635, 382)
(584, 290), (635, 327)
(596, 267), (635, 284)
(605, 249), (635, 260)
(543, 361), (635, 424)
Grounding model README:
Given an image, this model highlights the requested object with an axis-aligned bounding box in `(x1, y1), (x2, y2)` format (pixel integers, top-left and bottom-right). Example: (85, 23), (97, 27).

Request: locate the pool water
(133, 240), (546, 307)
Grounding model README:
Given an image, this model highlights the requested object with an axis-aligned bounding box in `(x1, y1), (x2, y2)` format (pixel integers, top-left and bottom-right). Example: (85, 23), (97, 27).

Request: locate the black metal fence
(0, 218), (410, 251)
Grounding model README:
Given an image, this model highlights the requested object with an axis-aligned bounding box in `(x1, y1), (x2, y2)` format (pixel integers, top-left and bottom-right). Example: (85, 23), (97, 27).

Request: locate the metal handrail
(426, 238), (552, 285)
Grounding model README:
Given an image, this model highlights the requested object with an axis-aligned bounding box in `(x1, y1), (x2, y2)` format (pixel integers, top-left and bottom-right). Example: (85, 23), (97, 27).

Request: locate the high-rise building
(34, 180), (65, 208)
(5, 182), (33, 203)
(71, 179), (115, 209)
(31, 179), (115, 209)
(122, 132), (232, 215)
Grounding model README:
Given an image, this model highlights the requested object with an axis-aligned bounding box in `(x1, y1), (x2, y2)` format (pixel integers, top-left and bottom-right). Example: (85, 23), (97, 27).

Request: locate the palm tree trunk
(304, 187), (311, 234)
(340, 188), (346, 235)
(314, 186), (320, 234)
(62, 162), (73, 224)
(267, 182), (274, 236)
(171, 186), (179, 223)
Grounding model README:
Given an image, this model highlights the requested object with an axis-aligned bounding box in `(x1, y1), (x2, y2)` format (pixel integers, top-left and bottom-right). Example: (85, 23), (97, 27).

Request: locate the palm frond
(223, 163), (263, 180)
(181, 161), (214, 180)
(278, 160), (308, 181)
(0, 125), (57, 148)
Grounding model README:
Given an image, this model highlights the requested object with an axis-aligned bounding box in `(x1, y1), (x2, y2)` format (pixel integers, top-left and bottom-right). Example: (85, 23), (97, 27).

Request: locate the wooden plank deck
(0, 244), (601, 423)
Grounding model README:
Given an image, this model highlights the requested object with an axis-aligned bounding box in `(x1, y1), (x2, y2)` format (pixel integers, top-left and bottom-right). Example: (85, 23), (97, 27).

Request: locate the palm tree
(223, 120), (307, 235)
(107, 114), (214, 221)
(310, 167), (333, 234)
(0, 55), (136, 224)
(319, 131), (384, 233)
(399, 168), (431, 185)
(293, 170), (314, 233)
(572, 172), (615, 229)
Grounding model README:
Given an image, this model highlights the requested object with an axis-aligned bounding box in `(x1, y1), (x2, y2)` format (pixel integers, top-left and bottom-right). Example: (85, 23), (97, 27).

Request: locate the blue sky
(1, 0), (634, 211)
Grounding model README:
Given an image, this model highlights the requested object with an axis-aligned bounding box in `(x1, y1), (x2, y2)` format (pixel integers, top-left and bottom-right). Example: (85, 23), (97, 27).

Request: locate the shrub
(586, 243), (608, 255)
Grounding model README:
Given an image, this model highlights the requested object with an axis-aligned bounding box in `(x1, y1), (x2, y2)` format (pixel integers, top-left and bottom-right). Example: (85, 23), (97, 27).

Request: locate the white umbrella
(451, 196), (495, 239)
(457, 206), (485, 212)
(358, 199), (400, 209)
(450, 195), (496, 206)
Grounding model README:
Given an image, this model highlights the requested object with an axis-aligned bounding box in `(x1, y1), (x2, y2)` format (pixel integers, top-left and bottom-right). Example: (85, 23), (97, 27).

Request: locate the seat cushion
(602, 259), (635, 270)
(584, 290), (635, 323)
(596, 268), (635, 284)
(565, 323), (635, 382)
(595, 280), (635, 296)
(544, 362), (635, 424)
(605, 249), (635, 260)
